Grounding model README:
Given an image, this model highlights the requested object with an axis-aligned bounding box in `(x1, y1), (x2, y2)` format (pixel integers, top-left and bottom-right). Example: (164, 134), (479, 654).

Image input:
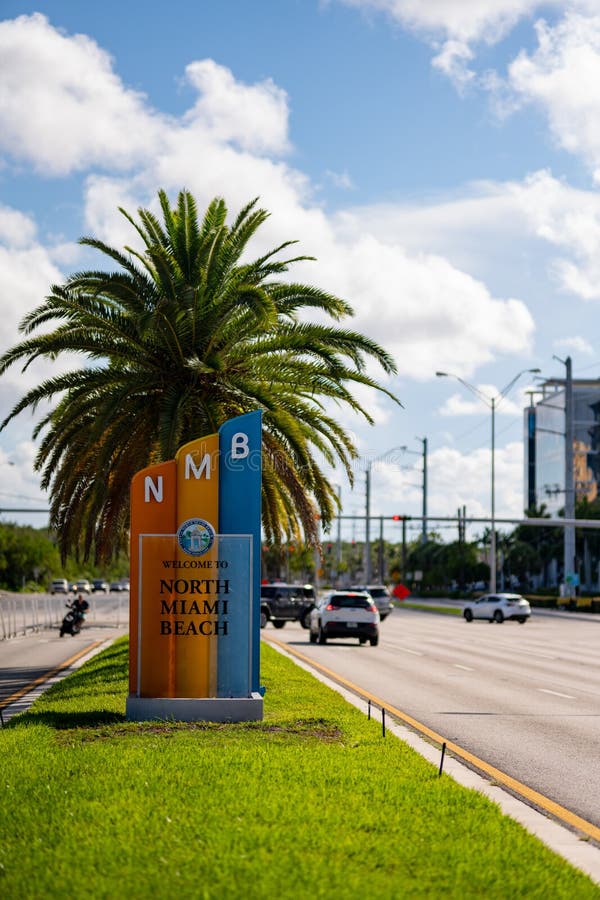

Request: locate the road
(0, 592), (128, 715)
(263, 606), (600, 829)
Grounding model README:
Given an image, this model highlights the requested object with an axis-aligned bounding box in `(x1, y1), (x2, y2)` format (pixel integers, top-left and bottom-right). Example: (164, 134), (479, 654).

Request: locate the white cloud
(0, 242), (63, 359)
(0, 14), (163, 175)
(336, 0), (565, 84)
(324, 169), (355, 190)
(505, 12), (600, 179)
(0, 438), (49, 525)
(553, 335), (594, 354)
(438, 386), (527, 418)
(183, 60), (290, 155)
(337, 0), (553, 41)
(317, 230), (534, 380)
(0, 205), (38, 248)
(0, 15), (294, 183)
(369, 440), (526, 523)
(340, 169), (600, 303)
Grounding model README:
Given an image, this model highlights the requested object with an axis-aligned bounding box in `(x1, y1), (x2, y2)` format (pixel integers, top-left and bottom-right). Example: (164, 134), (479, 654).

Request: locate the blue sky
(1, 1), (600, 546)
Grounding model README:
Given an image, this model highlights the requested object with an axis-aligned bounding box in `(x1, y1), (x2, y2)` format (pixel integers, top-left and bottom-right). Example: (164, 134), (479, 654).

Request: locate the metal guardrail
(0, 592), (129, 639)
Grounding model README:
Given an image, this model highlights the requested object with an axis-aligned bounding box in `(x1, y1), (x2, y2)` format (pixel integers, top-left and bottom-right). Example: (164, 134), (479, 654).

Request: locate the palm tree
(0, 190), (399, 561)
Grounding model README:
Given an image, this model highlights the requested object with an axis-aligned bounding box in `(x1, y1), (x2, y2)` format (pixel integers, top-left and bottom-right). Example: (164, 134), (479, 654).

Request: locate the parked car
(463, 593), (531, 624)
(309, 590), (380, 646)
(351, 584), (393, 621)
(50, 578), (69, 595)
(73, 579), (92, 595)
(260, 583), (316, 629)
(92, 579), (109, 593)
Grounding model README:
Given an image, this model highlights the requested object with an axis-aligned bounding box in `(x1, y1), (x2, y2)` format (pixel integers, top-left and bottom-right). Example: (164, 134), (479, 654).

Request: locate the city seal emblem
(177, 518), (216, 556)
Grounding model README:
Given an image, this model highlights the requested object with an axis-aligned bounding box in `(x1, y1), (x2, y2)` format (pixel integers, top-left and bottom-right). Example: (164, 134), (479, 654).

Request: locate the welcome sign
(126, 411), (263, 722)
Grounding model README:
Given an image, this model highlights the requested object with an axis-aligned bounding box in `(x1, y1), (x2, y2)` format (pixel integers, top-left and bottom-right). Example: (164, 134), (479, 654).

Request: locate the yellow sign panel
(130, 434), (219, 698)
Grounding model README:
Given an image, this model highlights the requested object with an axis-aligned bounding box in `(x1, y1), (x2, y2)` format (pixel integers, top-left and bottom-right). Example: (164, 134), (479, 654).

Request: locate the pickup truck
(260, 583), (316, 629)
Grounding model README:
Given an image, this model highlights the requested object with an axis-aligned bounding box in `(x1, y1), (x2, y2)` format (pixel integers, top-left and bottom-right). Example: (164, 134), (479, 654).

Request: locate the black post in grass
(382, 707), (386, 737)
(439, 742), (447, 777)
(367, 699), (371, 720)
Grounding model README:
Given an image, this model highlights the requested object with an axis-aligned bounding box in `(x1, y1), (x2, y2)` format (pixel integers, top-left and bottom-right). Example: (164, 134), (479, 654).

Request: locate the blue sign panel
(218, 411), (262, 692)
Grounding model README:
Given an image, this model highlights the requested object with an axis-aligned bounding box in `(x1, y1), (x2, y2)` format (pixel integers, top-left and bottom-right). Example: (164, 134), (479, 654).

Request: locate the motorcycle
(59, 598), (88, 637)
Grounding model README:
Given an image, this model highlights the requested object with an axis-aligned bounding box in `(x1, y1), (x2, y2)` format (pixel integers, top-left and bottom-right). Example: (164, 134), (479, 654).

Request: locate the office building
(524, 378), (600, 515)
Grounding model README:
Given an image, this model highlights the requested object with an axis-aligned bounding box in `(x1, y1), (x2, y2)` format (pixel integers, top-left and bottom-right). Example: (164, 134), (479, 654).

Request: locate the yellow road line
(265, 635), (600, 844)
(0, 640), (105, 711)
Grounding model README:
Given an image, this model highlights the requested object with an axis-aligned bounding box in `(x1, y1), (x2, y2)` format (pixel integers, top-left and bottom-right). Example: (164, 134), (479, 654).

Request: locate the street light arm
(366, 444), (407, 470)
(435, 371), (491, 406)
(497, 367), (541, 405)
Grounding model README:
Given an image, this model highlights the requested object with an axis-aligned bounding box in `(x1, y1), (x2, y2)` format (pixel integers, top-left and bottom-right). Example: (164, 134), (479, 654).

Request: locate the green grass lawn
(0, 637), (597, 899)
(400, 602), (462, 616)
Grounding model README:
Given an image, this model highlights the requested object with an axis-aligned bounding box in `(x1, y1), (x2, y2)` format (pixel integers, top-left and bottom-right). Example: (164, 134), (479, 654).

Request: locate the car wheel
(260, 610), (268, 629)
(493, 610), (504, 624)
(300, 610), (312, 629)
(318, 624), (327, 645)
(369, 635), (379, 647)
(518, 617), (527, 624)
(273, 620), (286, 629)
(309, 629), (317, 643)
(464, 609), (473, 622)
(359, 637), (367, 644)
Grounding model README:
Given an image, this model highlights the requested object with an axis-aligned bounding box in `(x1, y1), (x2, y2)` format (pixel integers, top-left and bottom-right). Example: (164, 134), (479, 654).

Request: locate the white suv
(50, 578), (69, 595)
(463, 593), (531, 624)
(309, 591), (380, 646)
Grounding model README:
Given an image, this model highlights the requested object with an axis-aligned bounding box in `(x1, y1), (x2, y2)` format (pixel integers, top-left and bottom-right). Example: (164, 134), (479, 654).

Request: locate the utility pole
(421, 436), (428, 545)
(336, 485), (342, 573)
(365, 464), (371, 583)
(564, 355), (575, 595)
(378, 515), (384, 583)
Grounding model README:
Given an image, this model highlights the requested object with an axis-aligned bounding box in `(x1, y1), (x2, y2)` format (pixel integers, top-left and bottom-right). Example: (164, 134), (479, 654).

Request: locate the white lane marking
(538, 688), (575, 699)
(397, 646), (423, 656)
(454, 664), (474, 671)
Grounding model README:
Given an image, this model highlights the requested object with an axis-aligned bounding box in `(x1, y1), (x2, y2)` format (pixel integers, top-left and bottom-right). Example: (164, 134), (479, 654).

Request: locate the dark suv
(260, 583), (316, 629)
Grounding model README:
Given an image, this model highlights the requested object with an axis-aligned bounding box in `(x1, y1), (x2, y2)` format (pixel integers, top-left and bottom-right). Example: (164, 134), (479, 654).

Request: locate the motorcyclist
(73, 593), (89, 618)
(59, 593), (89, 637)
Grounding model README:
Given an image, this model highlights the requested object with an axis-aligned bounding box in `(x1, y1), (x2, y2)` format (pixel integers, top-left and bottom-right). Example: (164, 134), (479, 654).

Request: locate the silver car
(463, 593), (531, 624)
(351, 584), (393, 620)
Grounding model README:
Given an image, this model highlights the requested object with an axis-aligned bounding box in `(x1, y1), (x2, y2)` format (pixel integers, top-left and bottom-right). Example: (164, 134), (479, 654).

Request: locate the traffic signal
(392, 515), (403, 521)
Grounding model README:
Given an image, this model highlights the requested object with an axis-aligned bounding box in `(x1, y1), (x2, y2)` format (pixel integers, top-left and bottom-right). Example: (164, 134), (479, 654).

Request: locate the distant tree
(0, 190), (399, 562)
(0, 523), (60, 591)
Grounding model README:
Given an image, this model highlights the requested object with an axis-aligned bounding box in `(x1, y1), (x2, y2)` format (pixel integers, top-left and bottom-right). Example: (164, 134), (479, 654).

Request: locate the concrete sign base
(125, 693), (263, 723)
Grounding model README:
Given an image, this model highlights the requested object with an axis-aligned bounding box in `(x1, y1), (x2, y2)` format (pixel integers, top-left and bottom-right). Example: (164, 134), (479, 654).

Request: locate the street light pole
(491, 396), (496, 594)
(436, 368), (540, 593)
(365, 445), (405, 583)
